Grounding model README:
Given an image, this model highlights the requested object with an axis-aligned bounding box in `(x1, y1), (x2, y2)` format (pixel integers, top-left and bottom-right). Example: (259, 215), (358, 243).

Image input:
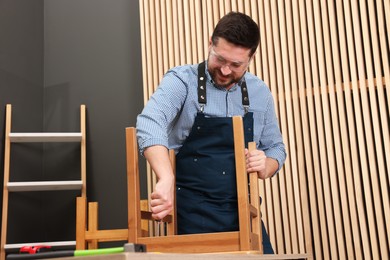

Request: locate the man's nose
(220, 64), (232, 75)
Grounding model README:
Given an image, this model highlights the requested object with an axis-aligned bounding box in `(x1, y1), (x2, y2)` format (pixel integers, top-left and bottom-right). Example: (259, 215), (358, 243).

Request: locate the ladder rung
(9, 133), (82, 142)
(7, 181), (83, 192)
(4, 241), (76, 250)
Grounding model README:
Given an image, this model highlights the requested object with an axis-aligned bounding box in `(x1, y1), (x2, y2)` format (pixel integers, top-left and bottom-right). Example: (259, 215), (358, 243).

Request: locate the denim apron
(175, 61), (274, 253)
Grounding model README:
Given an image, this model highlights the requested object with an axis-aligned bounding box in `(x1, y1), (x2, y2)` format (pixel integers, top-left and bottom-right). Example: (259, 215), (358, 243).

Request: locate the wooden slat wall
(139, 0), (390, 259)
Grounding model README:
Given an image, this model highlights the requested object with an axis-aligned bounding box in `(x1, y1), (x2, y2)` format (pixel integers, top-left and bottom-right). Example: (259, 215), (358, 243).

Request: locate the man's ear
(249, 51), (257, 61)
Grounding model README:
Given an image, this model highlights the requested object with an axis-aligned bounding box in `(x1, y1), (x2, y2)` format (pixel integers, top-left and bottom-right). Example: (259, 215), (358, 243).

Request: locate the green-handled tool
(6, 243), (146, 260)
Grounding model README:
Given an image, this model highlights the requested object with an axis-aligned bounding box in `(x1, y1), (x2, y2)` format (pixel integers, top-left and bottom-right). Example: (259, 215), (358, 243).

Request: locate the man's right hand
(150, 175), (174, 220)
(144, 145), (175, 220)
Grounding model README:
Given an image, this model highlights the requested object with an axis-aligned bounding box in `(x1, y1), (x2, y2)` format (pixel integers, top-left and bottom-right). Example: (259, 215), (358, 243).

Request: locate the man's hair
(211, 12), (260, 57)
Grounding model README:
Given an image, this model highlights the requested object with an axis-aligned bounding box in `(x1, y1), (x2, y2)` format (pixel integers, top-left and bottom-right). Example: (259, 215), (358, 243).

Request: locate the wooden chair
(77, 116), (310, 258)
(126, 116), (263, 253)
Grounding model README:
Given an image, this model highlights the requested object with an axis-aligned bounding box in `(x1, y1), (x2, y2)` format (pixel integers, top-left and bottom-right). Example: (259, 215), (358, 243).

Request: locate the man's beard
(208, 67), (244, 89)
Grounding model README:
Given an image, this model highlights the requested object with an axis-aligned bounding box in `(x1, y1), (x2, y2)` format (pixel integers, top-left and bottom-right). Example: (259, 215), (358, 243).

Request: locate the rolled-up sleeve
(136, 70), (188, 154)
(258, 95), (287, 173)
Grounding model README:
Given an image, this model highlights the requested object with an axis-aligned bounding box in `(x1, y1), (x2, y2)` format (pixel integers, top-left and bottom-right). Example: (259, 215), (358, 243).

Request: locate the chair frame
(76, 116), (310, 258)
(126, 116), (262, 253)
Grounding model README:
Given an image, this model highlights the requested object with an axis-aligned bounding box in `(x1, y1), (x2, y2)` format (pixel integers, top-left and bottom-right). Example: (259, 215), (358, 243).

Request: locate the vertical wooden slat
(277, 0), (295, 253)
(160, 0), (169, 73)
(224, 0), (231, 13)
(292, 0), (314, 256)
(166, 0), (174, 68)
(351, 0), (381, 258)
(336, 0), (364, 258)
(273, 1), (294, 254)
(202, 0), (210, 56)
(269, 0), (287, 253)
(384, 0), (390, 121)
(297, 1), (323, 258)
(369, 0), (390, 248)
(139, 0), (146, 102)
(285, 0), (308, 254)
(343, 1), (371, 258)
(154, 0), (163, 79)
(313, 0), (341, 258)
(218, 0), (225, 16)
(376, 5), (390, 248)
(306, 1), (330, 259)
(361, 0), (389, 257)
(149, 0), (159, 93)
(183, 0), (192, 64)
(172, 0), (180, 66)
(177, 0), (186, 65)
(206, 0), (214, 44)
(190, 0), (201, 63)
(189, 0), (197, 63)
(140, 0), (150, 103)
(231, 0), (237, 12)
(194, 0), (203, 62)
(320, 1), (348, 258)
(285, 0), (309, 253)
(243, 0), (251, 16)
(250, 1), (262, 79)
(237, 0), (244, 12)
(212, 0), (219, 27)
(262, 0), (279, 251)
(330, 0), (362, 258)
(244, 0), (256, 74)
(255, 1), (269, 245)
(385, 0), (390, 50)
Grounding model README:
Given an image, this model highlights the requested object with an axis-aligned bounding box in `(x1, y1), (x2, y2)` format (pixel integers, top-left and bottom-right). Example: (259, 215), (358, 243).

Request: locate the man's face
(207, 38), (252, 89)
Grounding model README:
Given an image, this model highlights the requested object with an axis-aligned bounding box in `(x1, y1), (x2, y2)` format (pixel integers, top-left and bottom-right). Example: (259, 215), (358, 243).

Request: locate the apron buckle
(244, 105), (249, 114)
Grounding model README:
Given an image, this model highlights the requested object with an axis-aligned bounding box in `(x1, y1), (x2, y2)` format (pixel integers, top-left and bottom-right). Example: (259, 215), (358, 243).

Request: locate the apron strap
(240, 80), (249, 113)
(197, 61), (207, 112)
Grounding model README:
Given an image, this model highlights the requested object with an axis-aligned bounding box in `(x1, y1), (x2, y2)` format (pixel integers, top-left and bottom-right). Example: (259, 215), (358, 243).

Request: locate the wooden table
(58, 252), (309, 260)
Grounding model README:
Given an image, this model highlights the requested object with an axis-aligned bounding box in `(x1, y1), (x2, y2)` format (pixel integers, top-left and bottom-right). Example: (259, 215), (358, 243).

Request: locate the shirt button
(194, 158), (198, 162)
(222, 171), (226, 175)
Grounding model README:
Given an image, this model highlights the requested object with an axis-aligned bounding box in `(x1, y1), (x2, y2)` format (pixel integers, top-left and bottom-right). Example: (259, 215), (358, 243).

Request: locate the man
(136, 11), (286, 253)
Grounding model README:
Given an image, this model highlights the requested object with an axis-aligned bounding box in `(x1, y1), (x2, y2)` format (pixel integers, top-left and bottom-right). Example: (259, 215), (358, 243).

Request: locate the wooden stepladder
(1, 104), (87, 260)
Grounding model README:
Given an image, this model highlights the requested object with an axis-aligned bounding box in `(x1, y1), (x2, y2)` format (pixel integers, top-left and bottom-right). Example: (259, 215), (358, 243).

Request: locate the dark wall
(43, 0), (145, 234)
(1, 0), (145, 246)
(0, 0), (44, 129)
(0, 0), (45, 243)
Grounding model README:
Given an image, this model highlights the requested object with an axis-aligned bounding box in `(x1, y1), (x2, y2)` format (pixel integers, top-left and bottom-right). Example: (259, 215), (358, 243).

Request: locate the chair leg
(76, 197), (87, 250)
(248, 142), (263, 253)
(140, 200), (149, 236)
(88, 202), (99, 249)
